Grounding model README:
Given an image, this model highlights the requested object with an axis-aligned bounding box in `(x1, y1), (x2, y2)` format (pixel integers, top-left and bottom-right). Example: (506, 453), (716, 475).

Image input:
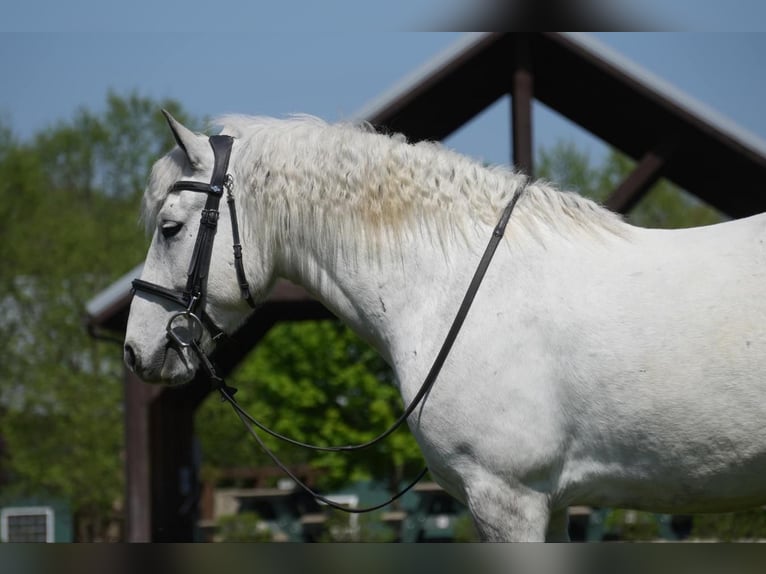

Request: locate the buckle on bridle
(200, 208), (219, 227)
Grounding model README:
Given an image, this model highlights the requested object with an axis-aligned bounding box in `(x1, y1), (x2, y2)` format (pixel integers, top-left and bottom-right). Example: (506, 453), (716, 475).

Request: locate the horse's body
(124, 113), (766, 541)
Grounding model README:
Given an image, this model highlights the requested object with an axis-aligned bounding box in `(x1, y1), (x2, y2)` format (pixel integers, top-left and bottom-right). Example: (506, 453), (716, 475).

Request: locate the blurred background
(3, 3), (766, 543)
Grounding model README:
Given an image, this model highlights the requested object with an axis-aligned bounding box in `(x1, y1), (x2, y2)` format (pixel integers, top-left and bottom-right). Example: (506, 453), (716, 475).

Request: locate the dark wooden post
(123, 368), (159, 542)
(512, 34), (534, 177)
(149, 379), (208, 541)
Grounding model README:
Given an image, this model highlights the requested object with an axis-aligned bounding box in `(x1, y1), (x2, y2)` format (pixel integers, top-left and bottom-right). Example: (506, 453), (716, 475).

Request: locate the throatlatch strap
(227, 192), (257, 308)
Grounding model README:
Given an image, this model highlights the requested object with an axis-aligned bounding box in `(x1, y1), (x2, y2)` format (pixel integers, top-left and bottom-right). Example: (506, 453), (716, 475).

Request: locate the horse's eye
(161, 221), (183, 239)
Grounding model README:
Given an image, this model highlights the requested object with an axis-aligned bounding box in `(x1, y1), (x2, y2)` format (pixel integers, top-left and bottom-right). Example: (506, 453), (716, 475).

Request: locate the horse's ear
(161, 109), (209, 169)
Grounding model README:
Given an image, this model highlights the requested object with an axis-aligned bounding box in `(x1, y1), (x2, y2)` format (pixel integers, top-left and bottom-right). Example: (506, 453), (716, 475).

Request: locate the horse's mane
(143, 115), (627, 259)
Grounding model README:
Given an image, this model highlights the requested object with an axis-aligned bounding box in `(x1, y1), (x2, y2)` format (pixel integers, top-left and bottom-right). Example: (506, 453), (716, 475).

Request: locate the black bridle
(132, 135), (256, 353)
(131, 133), (528, 514)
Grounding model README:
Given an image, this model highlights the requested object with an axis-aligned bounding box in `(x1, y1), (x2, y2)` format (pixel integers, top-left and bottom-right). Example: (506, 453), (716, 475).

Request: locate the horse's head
(124, 111), (270, 385)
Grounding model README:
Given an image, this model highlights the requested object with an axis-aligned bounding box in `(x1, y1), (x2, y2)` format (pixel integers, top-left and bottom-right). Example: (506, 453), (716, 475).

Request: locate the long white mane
(143, 115), (627, 259)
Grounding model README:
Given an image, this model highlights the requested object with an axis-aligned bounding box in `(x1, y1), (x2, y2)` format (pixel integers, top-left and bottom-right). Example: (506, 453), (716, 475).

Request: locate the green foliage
(216, 512), (273, 542)
(196, 321), (424, 491)
(690, 509), (766, 541)
(0, 93), (191, 540)
(630, 184), (722, 229)
(452, 513), (480, 542)
(537, 139), (611, 202)
(603, 509), (661, 541)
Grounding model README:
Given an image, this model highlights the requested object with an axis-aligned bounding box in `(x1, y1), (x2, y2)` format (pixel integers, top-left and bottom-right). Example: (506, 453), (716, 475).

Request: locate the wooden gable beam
(605, 139), (677, 214)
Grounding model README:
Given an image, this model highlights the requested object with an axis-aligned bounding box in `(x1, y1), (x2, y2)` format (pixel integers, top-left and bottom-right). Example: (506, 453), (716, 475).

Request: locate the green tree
(537, 139), (610, 202)
(196, 321), (424, 493)
(0, 94), (193, 540)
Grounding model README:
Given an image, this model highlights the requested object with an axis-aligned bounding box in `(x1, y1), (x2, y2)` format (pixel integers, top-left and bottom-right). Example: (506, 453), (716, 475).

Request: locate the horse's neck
(247, 123), (549, 392)
(245, 127), (497, 361)
(276, 220), (486, 370)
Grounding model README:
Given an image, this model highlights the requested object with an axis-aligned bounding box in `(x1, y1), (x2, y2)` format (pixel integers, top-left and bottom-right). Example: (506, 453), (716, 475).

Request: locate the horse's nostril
(124, 343), (137, 370)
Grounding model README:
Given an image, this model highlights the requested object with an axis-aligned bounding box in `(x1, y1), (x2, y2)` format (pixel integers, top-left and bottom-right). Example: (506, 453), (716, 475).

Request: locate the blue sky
(1, 29), (766, 174)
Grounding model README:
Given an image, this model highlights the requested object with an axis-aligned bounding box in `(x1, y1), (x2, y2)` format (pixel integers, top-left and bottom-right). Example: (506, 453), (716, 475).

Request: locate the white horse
(124, 112), (766, 541)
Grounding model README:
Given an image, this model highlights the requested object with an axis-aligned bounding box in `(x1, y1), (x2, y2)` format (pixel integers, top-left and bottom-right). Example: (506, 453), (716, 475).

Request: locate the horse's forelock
(141, 147), (188, 235)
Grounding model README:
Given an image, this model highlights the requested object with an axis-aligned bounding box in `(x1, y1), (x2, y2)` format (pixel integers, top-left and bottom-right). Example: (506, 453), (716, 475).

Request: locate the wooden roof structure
(86, 33), (766, 541)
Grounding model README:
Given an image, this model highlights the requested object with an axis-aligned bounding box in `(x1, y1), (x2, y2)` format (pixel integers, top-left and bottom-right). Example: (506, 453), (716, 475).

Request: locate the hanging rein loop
(225, 174), (257, 308)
